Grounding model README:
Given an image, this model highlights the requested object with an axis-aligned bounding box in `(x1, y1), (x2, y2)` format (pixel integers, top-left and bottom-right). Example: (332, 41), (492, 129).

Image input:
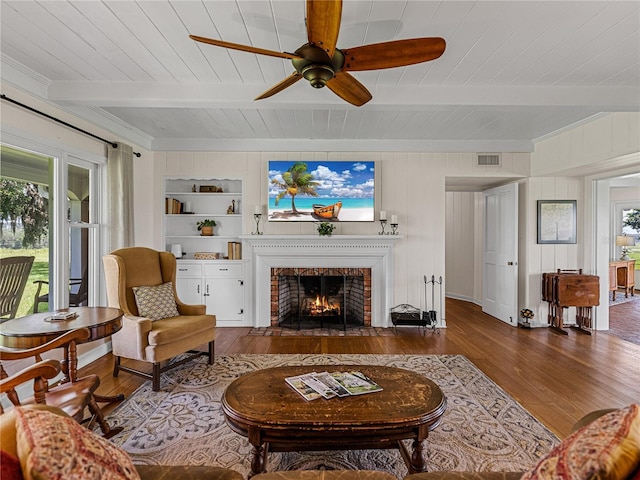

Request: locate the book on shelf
(165, 197), (184, 214)
(285, 371), (382, 401)
(227, 242), (242, 260)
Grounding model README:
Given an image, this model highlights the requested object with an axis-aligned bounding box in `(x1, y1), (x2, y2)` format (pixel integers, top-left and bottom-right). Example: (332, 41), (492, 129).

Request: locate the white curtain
(107, 143), (134, 250)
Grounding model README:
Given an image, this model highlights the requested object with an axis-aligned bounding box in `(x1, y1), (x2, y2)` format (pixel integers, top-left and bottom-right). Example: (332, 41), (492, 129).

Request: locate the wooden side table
(0, 306), (124, 436)
(609, 260), (636, 300)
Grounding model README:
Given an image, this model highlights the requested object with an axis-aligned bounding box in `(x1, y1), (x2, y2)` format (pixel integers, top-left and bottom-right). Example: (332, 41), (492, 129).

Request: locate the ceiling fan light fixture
(301, 64), (335, 88)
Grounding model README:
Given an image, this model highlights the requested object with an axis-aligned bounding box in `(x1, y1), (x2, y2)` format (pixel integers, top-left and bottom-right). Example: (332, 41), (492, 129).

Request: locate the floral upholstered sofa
(2, 405), (637, 480)
(0, 404), (243, 480)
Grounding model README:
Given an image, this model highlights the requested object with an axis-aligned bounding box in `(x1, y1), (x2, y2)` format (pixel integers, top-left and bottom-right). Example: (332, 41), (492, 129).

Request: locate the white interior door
(482, 183), (518, 325)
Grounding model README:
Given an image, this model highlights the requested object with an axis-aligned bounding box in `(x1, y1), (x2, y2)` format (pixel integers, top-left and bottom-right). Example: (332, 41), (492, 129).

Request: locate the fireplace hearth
(272, 267), (370, 329)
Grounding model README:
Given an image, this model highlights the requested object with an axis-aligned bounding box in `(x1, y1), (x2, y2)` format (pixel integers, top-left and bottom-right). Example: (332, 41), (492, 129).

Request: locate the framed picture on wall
(537, 200), (577, 244)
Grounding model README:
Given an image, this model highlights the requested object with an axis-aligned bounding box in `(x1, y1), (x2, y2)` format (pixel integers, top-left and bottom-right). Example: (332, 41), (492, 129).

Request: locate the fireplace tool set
(389, 275), (442, 335)
(423, 275), (442, 334)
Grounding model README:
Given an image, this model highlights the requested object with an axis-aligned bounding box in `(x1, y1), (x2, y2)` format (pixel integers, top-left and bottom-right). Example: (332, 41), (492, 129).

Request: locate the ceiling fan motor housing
(293, 45), (345, 88)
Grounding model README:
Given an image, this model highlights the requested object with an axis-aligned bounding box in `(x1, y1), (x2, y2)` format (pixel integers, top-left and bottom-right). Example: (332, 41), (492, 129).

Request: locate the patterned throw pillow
(521, 404), (640, 480)
(14, 407), (140, 480)
(132, 282), (179, 320)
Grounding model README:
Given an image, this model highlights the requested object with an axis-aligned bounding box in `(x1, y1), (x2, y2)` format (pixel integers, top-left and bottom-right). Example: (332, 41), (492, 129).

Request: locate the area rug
(102, 354), (559, 478)
(609, 290), (640, 306)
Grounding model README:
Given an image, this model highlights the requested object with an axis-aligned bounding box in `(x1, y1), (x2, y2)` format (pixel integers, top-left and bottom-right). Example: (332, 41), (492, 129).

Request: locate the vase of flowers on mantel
(197, 219), (217, 236)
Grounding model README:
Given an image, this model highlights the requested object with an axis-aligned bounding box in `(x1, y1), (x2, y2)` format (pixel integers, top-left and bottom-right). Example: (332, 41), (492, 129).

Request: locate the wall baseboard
(445, 293), (481, 306)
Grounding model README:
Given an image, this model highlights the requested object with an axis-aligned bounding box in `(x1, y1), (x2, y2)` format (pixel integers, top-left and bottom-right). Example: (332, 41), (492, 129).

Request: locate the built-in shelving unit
(163, 178), (243, 259)
(164, 178), (247, 326)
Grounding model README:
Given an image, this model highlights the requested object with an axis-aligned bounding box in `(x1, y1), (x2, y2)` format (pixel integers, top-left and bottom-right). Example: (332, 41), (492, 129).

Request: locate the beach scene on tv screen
(268, 160), (375, 222)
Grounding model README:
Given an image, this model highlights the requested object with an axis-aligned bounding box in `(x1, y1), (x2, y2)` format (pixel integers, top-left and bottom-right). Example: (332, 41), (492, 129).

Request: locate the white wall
(3, 85), (637, 331)
(445, 191), (477, 303)
(528, 113), (640, 328)
(532, 113), (640, 177)
(145, 152), (529, 326)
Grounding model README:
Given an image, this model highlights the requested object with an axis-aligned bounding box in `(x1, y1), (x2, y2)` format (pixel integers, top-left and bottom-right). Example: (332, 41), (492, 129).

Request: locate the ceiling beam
(47, 81), (640, 110)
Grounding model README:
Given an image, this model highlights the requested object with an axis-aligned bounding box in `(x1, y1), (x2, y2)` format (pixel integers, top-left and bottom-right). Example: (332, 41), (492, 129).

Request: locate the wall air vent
(476, 153), (501, 166)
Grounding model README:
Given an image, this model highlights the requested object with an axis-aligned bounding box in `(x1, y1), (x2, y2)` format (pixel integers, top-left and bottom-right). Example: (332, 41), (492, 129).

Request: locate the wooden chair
(0, 256), (35, 319)
(0, 328), (122, 438)
(32, 269), (89, 313)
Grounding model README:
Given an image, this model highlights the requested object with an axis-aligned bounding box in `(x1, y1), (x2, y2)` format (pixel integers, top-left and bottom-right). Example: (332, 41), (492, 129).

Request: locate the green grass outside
(627, 246), (640, 269)
(0, 248), (49, 317)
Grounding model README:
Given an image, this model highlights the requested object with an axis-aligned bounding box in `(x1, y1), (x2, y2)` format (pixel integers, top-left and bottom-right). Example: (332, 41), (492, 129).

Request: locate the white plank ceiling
(1, 0), (638, 152)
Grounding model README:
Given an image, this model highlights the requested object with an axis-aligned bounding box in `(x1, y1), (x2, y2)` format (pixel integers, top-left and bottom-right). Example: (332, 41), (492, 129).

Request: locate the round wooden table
(0, 306), (123, 382)
(223, 365), (446, 477)
(0, 306), (124, 437)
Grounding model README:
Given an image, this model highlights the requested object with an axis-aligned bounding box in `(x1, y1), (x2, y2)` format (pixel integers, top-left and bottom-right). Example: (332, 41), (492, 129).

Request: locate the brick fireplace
(245, 235), (400, 328)
(271, 267), (372, 328)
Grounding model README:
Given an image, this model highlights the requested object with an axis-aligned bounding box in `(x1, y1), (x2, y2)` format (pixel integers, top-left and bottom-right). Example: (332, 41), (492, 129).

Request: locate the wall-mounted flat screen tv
(268, 160), (375, 222)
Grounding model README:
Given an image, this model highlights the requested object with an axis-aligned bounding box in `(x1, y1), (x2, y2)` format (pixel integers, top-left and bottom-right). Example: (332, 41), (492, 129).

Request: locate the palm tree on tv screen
(271, 162), (319, 214)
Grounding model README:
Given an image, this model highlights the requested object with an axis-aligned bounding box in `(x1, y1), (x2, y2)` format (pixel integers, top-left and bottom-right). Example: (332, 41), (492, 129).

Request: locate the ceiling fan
(189, 0), (446, 107)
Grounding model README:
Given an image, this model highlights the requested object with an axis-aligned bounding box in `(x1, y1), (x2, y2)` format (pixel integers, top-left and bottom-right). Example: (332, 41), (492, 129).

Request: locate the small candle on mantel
(391, 214), (398, 224)
(379, 211), (387, 221)
(255, 205), (262, 215)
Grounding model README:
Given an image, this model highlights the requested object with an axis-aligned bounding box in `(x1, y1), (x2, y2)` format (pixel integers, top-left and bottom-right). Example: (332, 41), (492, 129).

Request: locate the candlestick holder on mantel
(252, 213), (263, 235)
(378, 219), (387, 235)
(390, 223), (398, 235)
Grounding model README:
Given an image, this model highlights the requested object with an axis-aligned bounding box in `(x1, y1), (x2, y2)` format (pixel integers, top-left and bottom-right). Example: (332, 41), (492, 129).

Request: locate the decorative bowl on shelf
(194, 252), (220, 260)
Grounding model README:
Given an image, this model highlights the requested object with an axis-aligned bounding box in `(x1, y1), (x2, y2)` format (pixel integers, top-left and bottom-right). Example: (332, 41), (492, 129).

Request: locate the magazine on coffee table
(285, 373), (327, 401)
(329, 371), (383, 395)
(286, 370), (382, 400)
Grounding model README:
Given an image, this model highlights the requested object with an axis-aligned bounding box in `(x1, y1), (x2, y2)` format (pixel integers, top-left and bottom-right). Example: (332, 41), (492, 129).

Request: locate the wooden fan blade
(326, 71), (372, 107)
(255, 73), (303, 100)
(341, 37), (446, 71)
(306, 0), (342, 58)
(190, 35), (300, 60)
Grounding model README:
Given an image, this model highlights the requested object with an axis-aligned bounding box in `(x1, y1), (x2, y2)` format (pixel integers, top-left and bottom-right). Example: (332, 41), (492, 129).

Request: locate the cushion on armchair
(132, 282), (179, 320)
(521, 404), (640, 480)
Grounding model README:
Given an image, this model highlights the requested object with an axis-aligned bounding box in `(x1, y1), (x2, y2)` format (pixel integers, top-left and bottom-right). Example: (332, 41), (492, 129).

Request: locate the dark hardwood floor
(83, 298), (640, 439)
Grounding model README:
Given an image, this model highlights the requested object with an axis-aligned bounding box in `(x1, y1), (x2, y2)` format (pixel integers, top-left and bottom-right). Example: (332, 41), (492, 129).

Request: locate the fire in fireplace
(271, 267), (371, 329)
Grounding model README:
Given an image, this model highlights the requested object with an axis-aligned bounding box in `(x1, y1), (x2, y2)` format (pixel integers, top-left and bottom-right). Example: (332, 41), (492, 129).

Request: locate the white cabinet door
(204, 278), (244, 322)
(176, 277), (203, 306)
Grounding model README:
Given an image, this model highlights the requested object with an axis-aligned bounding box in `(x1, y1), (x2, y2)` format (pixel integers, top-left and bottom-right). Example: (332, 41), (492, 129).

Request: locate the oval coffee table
(222, 365), (446, 477)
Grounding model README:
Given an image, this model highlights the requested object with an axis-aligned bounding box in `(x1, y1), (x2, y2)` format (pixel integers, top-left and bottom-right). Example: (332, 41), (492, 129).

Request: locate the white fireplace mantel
(243, 235), (402, 328)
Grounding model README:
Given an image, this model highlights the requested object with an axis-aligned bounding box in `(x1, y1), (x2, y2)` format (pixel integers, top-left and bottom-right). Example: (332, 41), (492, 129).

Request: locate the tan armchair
(103, 247), (216, 391)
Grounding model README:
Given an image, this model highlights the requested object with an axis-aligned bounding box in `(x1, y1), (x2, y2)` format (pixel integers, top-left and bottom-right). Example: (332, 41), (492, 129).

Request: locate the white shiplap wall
(147, 151), (530, 326)
(528, 112), (640, 329)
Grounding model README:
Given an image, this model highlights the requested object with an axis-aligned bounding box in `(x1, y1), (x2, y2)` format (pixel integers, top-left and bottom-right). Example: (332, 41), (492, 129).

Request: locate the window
(621, 208), (640, 267)
(0, 143), (104, 316)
